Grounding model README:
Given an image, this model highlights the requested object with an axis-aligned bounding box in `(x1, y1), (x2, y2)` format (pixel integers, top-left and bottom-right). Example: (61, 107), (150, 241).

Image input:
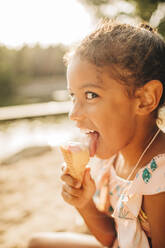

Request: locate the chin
(95, 150), (115, 160)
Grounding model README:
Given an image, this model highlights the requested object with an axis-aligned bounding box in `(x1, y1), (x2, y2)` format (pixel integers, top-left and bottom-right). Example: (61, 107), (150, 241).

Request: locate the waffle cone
(60, 145), (89, 181)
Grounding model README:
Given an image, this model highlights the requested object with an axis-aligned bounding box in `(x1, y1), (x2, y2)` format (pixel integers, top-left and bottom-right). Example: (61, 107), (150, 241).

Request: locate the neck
(120, 123), (159, 170)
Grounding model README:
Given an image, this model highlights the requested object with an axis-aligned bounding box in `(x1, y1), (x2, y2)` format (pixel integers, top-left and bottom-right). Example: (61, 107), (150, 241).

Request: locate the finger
(61, 188), (79, 206)
(62, 184), (82, 197)
(61, 173), (81, 188)
(61, 162), (82, 188)
(61, 189), (72, 203)
(83, 168), (96, 194)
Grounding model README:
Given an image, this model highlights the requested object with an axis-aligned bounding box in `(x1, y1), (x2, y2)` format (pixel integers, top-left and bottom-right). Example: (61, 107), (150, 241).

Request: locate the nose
(69, 101), (84, 121)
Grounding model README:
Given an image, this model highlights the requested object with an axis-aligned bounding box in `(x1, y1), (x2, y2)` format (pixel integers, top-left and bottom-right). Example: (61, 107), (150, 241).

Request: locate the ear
(135, 80), (163, 115)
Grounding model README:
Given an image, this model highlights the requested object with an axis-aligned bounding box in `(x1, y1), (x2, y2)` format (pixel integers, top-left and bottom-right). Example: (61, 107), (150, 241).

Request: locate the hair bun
(140, 23), (156, 33)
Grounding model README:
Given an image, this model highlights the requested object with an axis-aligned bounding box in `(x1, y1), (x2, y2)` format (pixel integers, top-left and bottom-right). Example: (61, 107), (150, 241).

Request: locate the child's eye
(85, 91), (99, 100)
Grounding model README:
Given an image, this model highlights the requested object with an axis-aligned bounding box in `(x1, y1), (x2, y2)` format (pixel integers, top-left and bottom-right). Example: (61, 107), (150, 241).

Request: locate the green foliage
(79, 0), (165, 38)
(0, 0), (165, 106)
(132, 0), (158, 21)
(0, 46), (16, 106)
(81, 0), (109, 5)
(158, 18), (165, 37)
(0, 44), (67, 106)
(0, 72), (14, 106)
(13, 44), (67, 79)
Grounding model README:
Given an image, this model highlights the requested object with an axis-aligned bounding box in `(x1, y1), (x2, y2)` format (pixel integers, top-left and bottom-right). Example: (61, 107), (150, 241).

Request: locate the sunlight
(0, 0), (92, 48)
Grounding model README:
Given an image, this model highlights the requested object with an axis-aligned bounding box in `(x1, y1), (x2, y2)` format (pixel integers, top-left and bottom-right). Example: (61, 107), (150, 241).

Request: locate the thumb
(83, 168), (96, 191)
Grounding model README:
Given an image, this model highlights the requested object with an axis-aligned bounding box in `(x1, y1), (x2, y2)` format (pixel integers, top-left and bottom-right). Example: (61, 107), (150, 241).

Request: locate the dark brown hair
(65, 19), (165, 106)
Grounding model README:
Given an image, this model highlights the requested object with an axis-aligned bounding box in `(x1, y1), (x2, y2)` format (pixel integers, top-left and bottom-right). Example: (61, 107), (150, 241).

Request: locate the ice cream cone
(60, 142), (90, 181)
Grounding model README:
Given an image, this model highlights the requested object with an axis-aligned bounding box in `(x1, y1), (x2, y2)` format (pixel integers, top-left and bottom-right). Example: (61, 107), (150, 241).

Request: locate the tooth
(81, 129), (95, 134)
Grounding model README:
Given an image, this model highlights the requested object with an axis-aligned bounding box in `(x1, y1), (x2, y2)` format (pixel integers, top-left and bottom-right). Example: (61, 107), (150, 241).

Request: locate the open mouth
(84, 130), (99, 157)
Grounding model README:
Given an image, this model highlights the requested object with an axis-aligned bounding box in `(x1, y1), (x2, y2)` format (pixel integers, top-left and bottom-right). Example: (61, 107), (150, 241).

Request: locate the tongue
(89, 131), (99, 157)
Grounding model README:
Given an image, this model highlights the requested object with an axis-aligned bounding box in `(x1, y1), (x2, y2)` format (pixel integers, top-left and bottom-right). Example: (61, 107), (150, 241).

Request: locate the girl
(29, 19), (165, 248)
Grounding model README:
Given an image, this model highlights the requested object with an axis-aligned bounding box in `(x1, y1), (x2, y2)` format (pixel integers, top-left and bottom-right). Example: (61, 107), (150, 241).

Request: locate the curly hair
(65, 19), (165, 106)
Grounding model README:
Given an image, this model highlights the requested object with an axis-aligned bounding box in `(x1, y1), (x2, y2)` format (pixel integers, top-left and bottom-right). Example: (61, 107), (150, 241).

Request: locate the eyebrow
(79, 83), (104, 89)
(67, 81), (106, 92)
(68, 84), (104, 91)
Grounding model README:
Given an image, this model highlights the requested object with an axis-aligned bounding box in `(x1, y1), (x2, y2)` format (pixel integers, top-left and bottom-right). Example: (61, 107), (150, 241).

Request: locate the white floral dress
(93, 154), (165, 248)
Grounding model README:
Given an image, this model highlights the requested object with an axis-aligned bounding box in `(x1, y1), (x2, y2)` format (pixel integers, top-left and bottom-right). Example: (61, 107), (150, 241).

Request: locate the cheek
(99, 109), (136, 143)
(97, 121), (135, 159)
(87, 99), (136, 135)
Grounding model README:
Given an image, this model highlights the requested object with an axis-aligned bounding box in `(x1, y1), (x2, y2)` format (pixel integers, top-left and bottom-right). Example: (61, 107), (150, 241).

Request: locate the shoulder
(128, 154), (165, 195)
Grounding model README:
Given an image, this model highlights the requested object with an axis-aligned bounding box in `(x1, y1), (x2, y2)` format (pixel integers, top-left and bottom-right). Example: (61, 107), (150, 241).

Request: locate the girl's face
(67, 56), (138, 159)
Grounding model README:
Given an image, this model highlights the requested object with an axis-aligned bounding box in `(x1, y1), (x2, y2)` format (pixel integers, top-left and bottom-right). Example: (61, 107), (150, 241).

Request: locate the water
(0, 114), (82, 159)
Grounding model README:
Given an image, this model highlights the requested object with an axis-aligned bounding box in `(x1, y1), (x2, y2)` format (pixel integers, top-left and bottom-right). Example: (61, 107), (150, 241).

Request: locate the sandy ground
(0, 146), (89, 248)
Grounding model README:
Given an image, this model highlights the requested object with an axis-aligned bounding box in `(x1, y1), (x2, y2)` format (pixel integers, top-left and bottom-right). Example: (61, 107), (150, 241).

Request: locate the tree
(79, 0), (165, 38)
(0, 46), (16, 106)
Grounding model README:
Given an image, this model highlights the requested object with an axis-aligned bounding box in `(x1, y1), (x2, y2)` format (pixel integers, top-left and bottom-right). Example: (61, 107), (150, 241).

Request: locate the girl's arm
(77, 198), (116, 247)
(143, 192), (165, 248)
(61, 168), (116, 247)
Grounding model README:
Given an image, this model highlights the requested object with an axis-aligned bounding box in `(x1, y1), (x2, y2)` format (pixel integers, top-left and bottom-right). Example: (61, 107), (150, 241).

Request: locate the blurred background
(0, 0), (165, 108)
(1, 0), (165, 158)
(0, 1), (165, 247)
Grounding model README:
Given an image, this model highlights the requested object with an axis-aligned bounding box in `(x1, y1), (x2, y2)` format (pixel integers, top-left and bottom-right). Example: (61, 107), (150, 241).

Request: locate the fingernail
(75, 181), (81, 188)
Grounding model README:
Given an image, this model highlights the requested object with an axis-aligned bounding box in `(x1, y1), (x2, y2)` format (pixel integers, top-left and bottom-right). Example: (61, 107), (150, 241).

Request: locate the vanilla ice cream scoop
(60, 142), (90, 181)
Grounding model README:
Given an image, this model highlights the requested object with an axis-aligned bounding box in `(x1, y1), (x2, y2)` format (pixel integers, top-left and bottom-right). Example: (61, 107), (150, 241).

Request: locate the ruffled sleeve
(113, 154), (165, 220)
